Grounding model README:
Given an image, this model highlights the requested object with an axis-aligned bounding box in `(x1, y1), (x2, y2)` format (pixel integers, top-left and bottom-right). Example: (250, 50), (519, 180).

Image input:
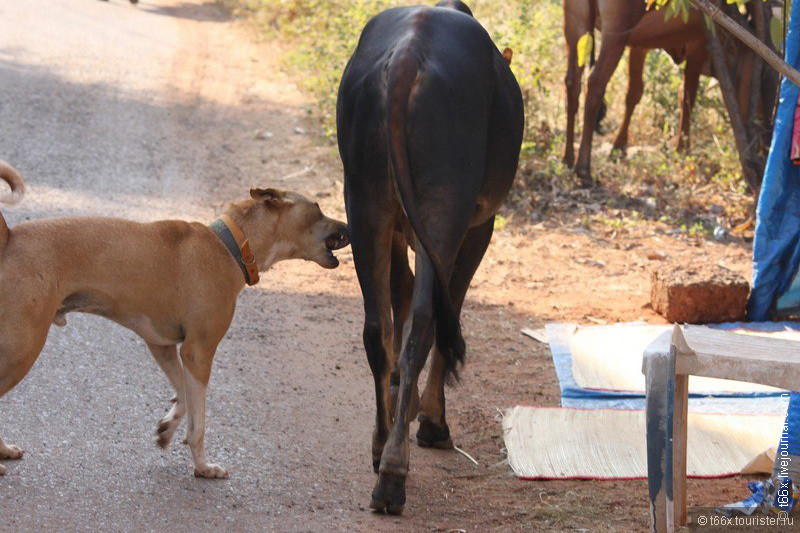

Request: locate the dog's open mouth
(322, 228), (349, 268)
(323, 248), (339, 267)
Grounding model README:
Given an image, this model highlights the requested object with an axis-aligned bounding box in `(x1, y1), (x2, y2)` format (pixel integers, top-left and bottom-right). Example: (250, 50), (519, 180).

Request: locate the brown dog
(0, 161), (349, 478)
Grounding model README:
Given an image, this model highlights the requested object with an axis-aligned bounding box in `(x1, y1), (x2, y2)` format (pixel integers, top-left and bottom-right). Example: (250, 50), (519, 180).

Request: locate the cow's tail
(386, 43), (466, 380)
(0, 161), (26, 250)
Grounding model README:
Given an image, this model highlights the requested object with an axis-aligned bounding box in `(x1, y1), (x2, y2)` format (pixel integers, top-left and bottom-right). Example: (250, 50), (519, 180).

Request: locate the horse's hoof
(575, 167), (593, 188)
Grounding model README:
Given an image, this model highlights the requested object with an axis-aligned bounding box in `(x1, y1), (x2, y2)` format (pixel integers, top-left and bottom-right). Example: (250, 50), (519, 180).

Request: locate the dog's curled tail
(0, 161), (26, 250)
(0, 161), (26, 205)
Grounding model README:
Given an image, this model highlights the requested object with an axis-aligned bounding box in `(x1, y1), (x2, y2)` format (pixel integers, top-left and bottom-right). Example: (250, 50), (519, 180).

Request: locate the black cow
(337, 0), (523, 514)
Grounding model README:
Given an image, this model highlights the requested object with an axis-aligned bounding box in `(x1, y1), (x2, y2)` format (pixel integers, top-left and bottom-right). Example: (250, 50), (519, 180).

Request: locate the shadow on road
(0, 56), (316, 223)
(141, 1), (232, 23)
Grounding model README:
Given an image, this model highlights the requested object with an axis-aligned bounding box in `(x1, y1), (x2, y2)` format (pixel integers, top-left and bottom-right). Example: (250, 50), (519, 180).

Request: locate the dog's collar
(209, 214), (260, 286)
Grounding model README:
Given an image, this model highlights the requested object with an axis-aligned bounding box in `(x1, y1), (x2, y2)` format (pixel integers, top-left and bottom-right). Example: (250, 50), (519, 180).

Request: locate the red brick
(651, 263), (750, 323)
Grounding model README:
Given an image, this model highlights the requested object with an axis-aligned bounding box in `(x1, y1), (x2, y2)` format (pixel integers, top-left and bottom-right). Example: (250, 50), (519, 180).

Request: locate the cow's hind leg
(371, 245), (439, 515)
(351, 213), (396, 473)
(416, 347), (451, 449)
(417, 216), (495, 449)
(389, 231), (415, 422)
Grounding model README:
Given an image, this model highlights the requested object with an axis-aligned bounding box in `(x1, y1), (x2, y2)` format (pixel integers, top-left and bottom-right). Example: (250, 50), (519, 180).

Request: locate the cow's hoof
(416, 418), (454, 449)
(370, 472), (406, 515)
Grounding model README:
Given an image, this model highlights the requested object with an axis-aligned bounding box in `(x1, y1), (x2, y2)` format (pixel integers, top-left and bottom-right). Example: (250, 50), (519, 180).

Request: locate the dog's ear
(250, 187), (286, 208)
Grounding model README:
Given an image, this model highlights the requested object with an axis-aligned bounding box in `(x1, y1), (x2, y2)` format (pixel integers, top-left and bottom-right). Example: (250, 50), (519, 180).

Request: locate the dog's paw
(0, 444), (23, 460)
(0, 463), (5, 475)
(194, 464), (229, 479)
(156, 418), (179, 449)
(155, 432), (171, 450)
(155, 402), (185, 449)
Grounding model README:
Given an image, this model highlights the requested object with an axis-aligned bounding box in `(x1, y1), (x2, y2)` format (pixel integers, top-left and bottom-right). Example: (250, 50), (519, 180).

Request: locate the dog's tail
(0, 161), (26, 250)
(386, 42), (466, 380)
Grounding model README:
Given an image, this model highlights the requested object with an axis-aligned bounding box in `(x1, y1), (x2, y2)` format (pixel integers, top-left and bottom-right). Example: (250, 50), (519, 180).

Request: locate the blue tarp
(545, 323), (789, 413)
(747, 0), (800, 474)
(748, 0), (800, 320)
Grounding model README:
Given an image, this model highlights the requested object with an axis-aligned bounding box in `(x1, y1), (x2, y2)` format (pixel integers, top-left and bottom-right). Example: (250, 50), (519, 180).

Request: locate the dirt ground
(0, 1), (767, 532)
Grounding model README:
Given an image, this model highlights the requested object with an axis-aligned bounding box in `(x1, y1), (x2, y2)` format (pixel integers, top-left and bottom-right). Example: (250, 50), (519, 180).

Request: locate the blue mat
(546, 322), (794, 413)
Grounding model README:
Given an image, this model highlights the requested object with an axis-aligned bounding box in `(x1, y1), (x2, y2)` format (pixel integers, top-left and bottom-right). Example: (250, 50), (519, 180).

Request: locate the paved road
(0, 1), (407, 530)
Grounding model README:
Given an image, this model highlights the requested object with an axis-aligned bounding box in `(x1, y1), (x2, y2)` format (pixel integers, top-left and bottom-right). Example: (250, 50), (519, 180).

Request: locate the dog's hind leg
(0, 436), (24, 475)
(147, 343), (186, 449)
(0, 437), (23, 460)
(179, 340), (227, 479)
(0, 322), (50, 474)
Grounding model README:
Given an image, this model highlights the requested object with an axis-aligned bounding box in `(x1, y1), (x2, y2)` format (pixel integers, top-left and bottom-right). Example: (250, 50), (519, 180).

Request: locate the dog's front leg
(179, 341), (228, 479)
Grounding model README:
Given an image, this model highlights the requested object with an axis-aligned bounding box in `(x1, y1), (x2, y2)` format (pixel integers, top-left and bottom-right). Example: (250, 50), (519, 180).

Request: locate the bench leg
(674, 374), (689, 526)
(645, 344), (676, 533)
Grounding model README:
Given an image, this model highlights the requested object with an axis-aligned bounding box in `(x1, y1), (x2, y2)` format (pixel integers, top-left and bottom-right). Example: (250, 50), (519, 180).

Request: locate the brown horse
(564, 1), (774, 186)
(563, 0), (709, 184)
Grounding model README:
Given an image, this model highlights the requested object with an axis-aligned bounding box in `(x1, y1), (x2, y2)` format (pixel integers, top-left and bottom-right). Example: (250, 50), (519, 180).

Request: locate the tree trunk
(689, 0), (800, 88)
(704, 1), (763, 192)
(746, 0), (765, 142)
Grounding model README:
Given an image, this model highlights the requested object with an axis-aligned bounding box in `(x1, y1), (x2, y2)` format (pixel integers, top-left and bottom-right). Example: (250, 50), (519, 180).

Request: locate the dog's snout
(326, 225), (350, 250)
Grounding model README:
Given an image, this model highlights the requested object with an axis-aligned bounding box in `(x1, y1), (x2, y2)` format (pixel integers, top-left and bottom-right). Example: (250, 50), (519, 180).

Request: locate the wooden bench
(642, 324), (799, 533)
